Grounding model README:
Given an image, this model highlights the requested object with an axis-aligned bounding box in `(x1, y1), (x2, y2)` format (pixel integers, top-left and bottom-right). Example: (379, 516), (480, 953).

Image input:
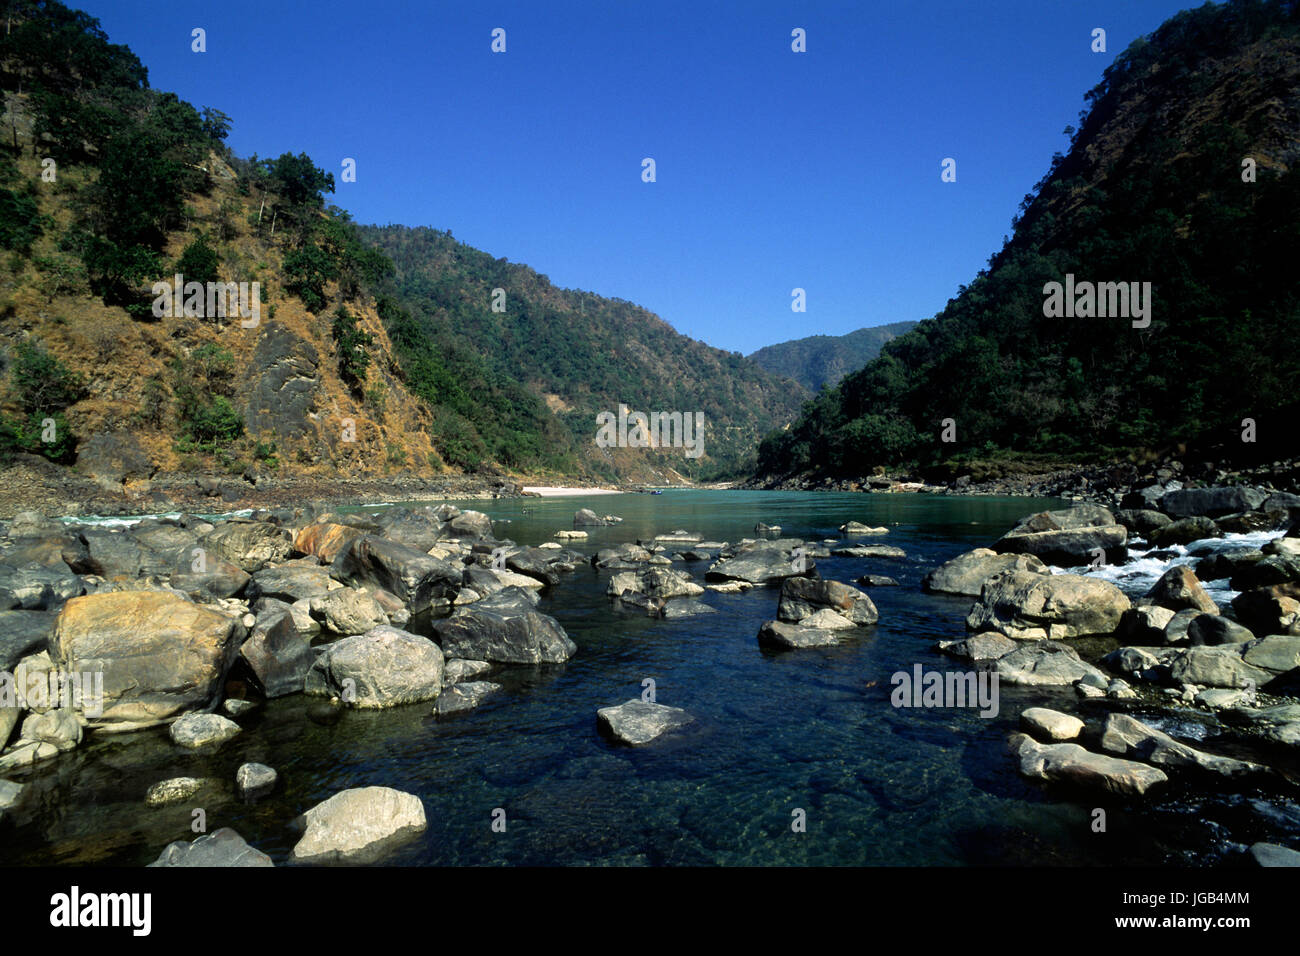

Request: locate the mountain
(0, 0), (803, 491)
(756, 0), (1300, 483)
(748, 322), (917, 392)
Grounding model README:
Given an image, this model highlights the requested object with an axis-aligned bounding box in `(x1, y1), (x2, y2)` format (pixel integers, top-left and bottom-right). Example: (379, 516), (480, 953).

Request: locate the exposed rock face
(777, 577), (878, 625)
(75, 431), (154, 488)
(1144, 565), (1219, 614)
(993, 505), (1127, 565)
(966, 569), (1130, 640)
(305, 626), (445, 708)
(289, 786), (427, 865)
(150, 828), (274, 867)
(597, 699), (694, 745)
(922, 548), (1049, 597)
(243, 321), (320, 442)
(49, 591), (244, 731)
(429, 589), (576, 665)
(1007, 732), (1168, 796)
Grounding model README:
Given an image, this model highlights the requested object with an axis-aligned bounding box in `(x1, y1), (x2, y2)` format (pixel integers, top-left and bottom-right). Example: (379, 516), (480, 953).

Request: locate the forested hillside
(757, 0), (1300, 482)
(749, 322), (916, 392)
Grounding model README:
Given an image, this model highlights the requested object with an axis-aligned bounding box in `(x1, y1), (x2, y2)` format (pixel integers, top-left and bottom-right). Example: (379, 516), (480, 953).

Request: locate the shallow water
(4, 490), (1296, 866)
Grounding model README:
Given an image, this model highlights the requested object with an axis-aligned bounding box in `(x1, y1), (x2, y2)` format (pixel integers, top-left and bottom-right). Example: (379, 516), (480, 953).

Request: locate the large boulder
(966, 569), (1130, 640)
(994, 640), (1108, 686)
(293, 522), (366, 564)
(429, 590), (576, 665)
(1160, 486), (1267, 518)
(1144, 565), (1219, 614)
(1148, 516), (1221, 547)
(169, 554), (250, 602)
(573, 508), (608, 528)
(0, 564), (84, 611)
(777, 577), (878, 625)
(305, 626), (445, 708)
(993, 505), (1127, 566)
(239, 612), (315, 698)
(606, 566), (704, 601)
(1099, 713), (1263, 778)
(922, 548), (1048, 597)
(448, 510), (494, 539)
(1186, 614), (1254, 646)
(332, 536), (461, 614)
(1167, 645), (1271, 689)
(1007, 732), (1168, 796)
(200, 521), (294, 573)
(757, 619), (845, 649)
(315, 588), (389, 636)
(49, 591), (244, 731)
(247, 564), (331, 604)
(289, 787), (427, 865)
(1230, 556), (1300, 591)
(706, 544), (816, 586)
(0, 610), (56, 671)
(1232, 585), (1300, 637)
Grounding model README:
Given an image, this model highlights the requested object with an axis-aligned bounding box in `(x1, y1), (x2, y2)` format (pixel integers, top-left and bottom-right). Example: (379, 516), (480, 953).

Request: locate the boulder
(1168, 645), (1271, 689)
(1242, 635), (1300, 674)
(1249, 843), (1300, 867)
(443, 659), (493, 686)
(333, 536), (461, 614)
(831, 545), (907, 558)
(757, 619), (844, 649)
(305, 626), (445, 708)
(434, 681), (502, 717)
(293, 522), (366, 564)
(1230, 556), (1300, 591)
(966, 569), (1130, 640)
(1007, 732), (1167, 796)
(1186, 614), (1254, 646)
(0, 564), (84, 611)
(606, 567), (704, 600)
(573, 508), (608, 527)
(840, 521), (887, 535)
(236, 762), (278, 799)
(1117, 605), (1176, 645)
(429, 591), (576, 665)
(1148, 516), (1221, 547)
(1232, 585), (1300, 637)
(995, 641), (1108, 686)
(169, 712), (242, 748)
(1114, 509), (1172, 535)
(200, 521), (294, 573)
(777, 576), (878, 625)
(169, 555), (250, 602)
(145, 777), (214, 807)
(1144, 565), (1219, 614)
(18, 708), (81, 751)
(49, 591), (244, 730)
(706, 544), (816, 586)
(316, 587), (388, 636)
(993, 505), (1127, 565)
(289, 787), (427, 865)
(922, 548), (1049, 597)
(0, 609), (56, 671)
(1020, 707), (1084, 741)
(239, 611), (315, 698)
(597, 699), (693, 745)
(1160, 486), (1267, 518)
(1099, 713), (1263, 778)
(448, 510), (494, 539)
(150, 828), (274, 867)
(1196, 549), (1265, 581)
(935, 632), (1019, 662)
(247, 564), (331, 604)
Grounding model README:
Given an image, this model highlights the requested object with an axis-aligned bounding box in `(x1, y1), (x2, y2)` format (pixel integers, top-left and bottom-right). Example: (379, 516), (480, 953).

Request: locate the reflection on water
(3, 491), (1294, 866)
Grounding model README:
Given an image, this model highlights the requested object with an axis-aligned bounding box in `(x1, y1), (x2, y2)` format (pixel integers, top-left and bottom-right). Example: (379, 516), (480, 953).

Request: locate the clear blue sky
(79, 0), (1197, 354)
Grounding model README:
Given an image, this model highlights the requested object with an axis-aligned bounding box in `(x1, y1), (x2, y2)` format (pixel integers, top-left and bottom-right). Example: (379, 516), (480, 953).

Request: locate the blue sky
(80, 0), (1198, 354)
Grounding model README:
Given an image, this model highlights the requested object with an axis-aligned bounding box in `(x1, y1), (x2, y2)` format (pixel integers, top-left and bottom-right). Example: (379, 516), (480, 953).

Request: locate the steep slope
(361, 224), (807, 480)
(748, 322), (917, 392)
(757, 0), (1300, 482)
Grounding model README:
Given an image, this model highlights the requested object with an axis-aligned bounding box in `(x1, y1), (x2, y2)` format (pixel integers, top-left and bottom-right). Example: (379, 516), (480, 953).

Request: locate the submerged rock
(150, 828), (274, 867)
(597, 699), (693, 745)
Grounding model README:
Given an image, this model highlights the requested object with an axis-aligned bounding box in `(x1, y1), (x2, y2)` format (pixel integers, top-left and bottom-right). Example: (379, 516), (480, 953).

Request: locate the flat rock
(597, 699), (694, 745)
(1099, 713), (1263, 778)
(1008, 732), (1168, 796)
(1020, 707), (1085, 741)
(434, 681), (502, 717)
